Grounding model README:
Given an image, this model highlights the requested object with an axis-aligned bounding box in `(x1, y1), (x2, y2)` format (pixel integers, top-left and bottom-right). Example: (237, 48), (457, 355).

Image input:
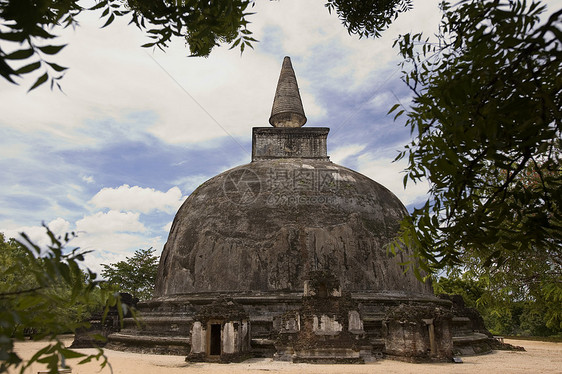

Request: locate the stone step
(251, 338), (275, 347)
(108, 333), (190, 346)
(125, 316), (193, 324)
(453, 332), (489, 344)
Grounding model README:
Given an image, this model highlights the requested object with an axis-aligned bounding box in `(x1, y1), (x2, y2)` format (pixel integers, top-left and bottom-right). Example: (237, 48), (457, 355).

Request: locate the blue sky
(2, 0), (556, 274)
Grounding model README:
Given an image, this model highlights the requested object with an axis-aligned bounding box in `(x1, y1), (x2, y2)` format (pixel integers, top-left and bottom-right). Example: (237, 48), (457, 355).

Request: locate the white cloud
(162, 221), (173, 233)
(330, 144), (367, 164)
(89, 185), (184, 214)
(172, 174), (212, 195)
(0, 15), (252, 147)
(0, 0), (441, 149)
(75, 210), (147, 234)
(357, 153), (430, 207)
(82, 175), (95, 184)
(82, 233), (165, 277)
(249, 0), (444, 95)
(297, 80), (328, 121)
(0, 133), (31, 160)
(144, 49), (284, 144)
(74, 233), (164, 277)
(2, 218), (72, 252)
(1, 213), (162, 276)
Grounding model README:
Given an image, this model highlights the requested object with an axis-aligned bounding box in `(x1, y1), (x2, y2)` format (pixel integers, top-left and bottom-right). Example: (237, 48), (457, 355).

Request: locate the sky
(1, 0), (558, 275)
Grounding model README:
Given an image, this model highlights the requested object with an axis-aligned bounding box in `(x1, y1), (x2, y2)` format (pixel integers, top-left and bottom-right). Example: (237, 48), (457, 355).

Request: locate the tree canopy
(389, 0), (561, 274)
(434, 269), (561, 336)
(0, 0), (411, 90)
(101, 248), (158, 301)
(0, 229), (121, 374)
(386, 0), (561, 334)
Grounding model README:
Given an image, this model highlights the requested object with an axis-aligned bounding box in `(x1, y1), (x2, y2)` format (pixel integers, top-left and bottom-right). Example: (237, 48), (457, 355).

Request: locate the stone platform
(105, 288), (464, 363)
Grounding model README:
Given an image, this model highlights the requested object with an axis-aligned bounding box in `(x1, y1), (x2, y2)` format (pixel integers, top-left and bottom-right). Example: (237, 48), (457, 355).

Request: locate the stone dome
(104, 58), (486, 363)
(154, 156), (432, 297)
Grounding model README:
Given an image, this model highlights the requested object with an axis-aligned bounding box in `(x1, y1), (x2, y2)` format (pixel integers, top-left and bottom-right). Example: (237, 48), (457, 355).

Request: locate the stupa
(107, 57), (494, 363)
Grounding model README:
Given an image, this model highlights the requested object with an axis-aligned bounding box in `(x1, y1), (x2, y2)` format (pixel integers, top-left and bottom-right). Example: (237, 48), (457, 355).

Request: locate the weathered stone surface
(190, 322), (205, 354)
(252, 127), (329, 160)
(439, 294), (490, 336)
(155, 158), (433, 296)
(383, 304), (453, 362)
(269, 56), (306, 128)
(185, 297), (251, 363)
(436, 294), (526, 355)
(273, 273), (372, 364)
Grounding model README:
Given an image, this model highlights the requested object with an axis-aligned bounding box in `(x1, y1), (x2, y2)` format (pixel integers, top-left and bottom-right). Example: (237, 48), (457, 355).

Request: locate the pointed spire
(269, 56), (307, 128)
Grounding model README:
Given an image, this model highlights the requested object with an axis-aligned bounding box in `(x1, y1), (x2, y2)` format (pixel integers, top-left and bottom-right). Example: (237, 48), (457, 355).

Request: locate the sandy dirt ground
(9, 337), (562, 374)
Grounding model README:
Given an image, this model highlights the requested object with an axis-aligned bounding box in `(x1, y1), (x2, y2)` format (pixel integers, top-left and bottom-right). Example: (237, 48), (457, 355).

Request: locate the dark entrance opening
(209, 324), (221, 356)
(318, 282), (328, 298)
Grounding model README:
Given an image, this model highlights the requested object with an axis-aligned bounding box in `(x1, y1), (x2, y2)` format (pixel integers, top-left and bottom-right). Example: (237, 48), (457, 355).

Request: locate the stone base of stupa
(104, 287), (501, 363)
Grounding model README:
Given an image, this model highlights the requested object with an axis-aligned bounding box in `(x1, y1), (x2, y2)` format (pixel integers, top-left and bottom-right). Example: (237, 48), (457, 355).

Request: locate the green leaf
(60, 348), (86, 359)
(14, 62), (41, 75)
(34, 28), (56, 39)
(5, 49), (34, 60)
(38, 45), (67, 55)
(387, 103), (400, 114)
(89, 1), (107, 10)
(26, 344), (53, 367)
(102, 14), (115, 28)
(17, 295), (43, 309)
(0, 32), (26, 42)
(28, 73), (48, 92)
(229, 38), (241, 50)
(46, 62), (68, 72)
(37, 354), (57, 365)
(78, 356), (94, 364)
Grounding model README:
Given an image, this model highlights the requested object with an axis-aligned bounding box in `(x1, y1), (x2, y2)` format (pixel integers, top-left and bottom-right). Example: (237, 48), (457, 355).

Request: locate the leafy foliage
(0, 0), (257, 90)
(0, 0), (77, 90)
(0, 228), (124, 374)
(434, 270), (561, 336)
(101, 248), (158, 301)
(389, 0), (562, 276)
(423, 158), (562, 335)
(325, 0), (413, 38)
(0, 0), (415, 91)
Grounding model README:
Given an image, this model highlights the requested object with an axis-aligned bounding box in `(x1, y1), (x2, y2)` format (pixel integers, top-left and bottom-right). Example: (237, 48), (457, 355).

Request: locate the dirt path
(9, 338), (562, 374)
